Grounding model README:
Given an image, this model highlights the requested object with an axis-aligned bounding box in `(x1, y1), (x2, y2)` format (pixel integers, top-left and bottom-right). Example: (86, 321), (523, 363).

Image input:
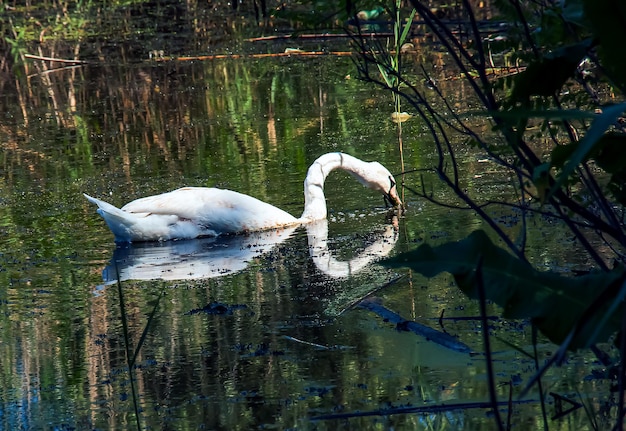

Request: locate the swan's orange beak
(387, 189), (402, 209)
(386, 177), (403, 210)
(389, 191), (401, 207)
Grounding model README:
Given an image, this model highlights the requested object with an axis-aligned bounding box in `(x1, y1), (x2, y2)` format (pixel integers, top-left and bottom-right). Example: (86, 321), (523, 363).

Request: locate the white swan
(84, 152), (402, 242)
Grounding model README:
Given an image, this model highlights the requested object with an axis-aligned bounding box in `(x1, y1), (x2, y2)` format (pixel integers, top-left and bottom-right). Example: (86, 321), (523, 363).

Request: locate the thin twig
(614, 306), (626, 431)
(476, 256), (505, 431)
(26, 64), (83, 78)
(246, 32), (395, 42)
(284, 336), (334, 350)
(532, 326), (550, 430)
(173, 51), (355, 61)
(115, 270), (142, 431)
(24, 53), (88, 64)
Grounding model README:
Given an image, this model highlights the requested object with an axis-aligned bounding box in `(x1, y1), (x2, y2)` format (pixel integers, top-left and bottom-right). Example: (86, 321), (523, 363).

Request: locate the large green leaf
(548, 103), (626, 200)
(383, 230), (626, 350)
(550, 131), (626, 205)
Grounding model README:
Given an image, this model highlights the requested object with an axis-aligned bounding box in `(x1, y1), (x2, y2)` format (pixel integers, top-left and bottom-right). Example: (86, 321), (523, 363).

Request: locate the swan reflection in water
(101, 219), (398, 283)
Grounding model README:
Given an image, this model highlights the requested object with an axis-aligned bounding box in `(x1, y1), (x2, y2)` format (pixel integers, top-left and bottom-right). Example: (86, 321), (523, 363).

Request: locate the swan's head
(360, 161), (403, 209)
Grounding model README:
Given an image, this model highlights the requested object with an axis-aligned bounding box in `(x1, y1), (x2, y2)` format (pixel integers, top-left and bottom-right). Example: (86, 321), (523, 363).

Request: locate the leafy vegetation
(0, 0), (265, 63)
(386, 230), (626, 350)
(344, 0), (626, 427)
(351, 0), (626, 337)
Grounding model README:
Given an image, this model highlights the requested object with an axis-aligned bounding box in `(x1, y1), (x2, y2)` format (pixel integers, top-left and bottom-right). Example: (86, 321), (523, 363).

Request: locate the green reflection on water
(0, 56), (609, 430)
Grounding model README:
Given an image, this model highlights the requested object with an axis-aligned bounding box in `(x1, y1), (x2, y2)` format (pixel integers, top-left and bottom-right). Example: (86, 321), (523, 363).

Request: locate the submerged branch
(358, 297), (473, 354)
(311, 399), (536, 421)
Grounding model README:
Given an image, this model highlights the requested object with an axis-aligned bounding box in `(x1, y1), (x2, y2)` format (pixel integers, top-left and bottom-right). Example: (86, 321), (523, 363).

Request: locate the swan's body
(84, 152), (402, 242)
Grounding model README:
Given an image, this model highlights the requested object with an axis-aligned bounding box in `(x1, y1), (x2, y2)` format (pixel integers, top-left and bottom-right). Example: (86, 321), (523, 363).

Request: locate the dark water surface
(0, 56), (607, 429)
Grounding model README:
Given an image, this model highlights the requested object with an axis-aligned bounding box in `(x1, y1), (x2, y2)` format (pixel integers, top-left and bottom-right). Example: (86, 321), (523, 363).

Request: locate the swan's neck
(300, 153), (371, 221)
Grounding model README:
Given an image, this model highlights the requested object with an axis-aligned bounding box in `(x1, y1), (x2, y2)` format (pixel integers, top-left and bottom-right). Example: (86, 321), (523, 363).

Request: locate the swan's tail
(84, 194), (136, 242)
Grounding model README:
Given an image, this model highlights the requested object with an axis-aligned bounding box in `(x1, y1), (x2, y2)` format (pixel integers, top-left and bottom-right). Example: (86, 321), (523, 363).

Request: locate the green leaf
(549, 132), (626, 204)
(383, 230), (626, 350)
(398, 9), (416, 47)
(548, 102), (626, 199)
(550, 132), (626, 173)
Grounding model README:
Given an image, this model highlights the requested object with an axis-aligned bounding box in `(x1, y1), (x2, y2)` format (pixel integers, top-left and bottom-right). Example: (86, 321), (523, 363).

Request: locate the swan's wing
(121, 187), (298, 232)
(121, 187), (229, 217)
